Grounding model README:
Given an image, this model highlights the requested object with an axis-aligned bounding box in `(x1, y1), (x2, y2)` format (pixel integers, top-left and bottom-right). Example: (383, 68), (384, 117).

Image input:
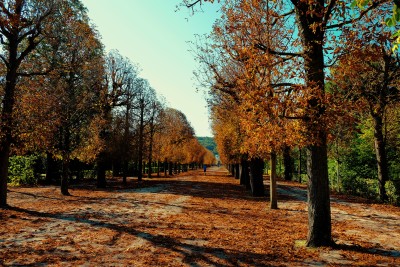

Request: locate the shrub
(386, 180), (400, 206)
(8, 155), (42, 185)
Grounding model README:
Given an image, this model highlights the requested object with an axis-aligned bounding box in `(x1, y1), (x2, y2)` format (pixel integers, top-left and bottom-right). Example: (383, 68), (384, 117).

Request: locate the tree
(42, 3), (105, 195)
(0, 0), (58, 207)
(332, 11), (400, 202)
(96, 50), (139, 187)
(185, 0), (389, 246)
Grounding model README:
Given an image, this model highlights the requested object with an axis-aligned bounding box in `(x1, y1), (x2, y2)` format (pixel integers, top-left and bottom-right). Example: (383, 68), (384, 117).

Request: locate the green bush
(8, 155), (42, 185)
(386, 180), (400, 205)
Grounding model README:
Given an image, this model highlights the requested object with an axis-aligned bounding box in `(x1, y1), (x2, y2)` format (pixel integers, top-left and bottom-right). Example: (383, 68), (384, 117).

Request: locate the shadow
(333, 243), (400, 258)
(6, 205), (283, 266)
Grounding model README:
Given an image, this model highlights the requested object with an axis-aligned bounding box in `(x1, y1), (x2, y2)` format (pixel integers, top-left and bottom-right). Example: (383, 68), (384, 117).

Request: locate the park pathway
(0, 166), (399, 266)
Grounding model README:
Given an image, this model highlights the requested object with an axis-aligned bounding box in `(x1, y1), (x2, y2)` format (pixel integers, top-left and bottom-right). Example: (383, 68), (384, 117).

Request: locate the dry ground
(0, 166), (399, 266)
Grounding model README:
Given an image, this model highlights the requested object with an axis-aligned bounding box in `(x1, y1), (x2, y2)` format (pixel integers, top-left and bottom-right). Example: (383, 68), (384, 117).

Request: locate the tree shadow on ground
(333, 243), (400, 259)
(6, 206), (286, 267)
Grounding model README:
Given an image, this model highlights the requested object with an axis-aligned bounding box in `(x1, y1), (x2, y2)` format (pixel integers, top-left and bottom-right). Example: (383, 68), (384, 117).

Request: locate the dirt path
(0, 167), (399, 266)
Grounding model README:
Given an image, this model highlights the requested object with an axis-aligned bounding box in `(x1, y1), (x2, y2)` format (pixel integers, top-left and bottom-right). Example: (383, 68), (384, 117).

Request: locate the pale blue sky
(81, 0), (221, 137)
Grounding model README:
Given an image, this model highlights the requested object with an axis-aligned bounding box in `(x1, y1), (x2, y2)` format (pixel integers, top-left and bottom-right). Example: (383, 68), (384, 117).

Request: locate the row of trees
(187, 0), (400, 247)
(0, 0), (214, 206)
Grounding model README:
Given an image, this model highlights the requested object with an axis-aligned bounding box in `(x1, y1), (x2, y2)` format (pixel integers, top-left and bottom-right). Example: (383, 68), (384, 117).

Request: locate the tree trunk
(372, 115), (389, 202)
(283, 146), (293, 181)
(306, 140), (331, 246)
(0, 49), (18, 207)
(60, 126), (71, 196)
(96, 151), (107, 188)
(270, 152), (278, 209)
(239, 159), (250, 189)
(296, 7), (332, 246)
(138, 98), (145, 182)
(45, 151), (59, 184)
(61, 157), (70, 196)
(168, 162), (173, 176)
(235, 164), (240, 179)
(122, 160), (128, 185)
(298, 148), (302, 183)
(249, 157), (264, 197)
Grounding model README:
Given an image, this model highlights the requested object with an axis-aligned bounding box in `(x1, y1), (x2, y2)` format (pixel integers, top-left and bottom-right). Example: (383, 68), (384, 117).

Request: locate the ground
(0, 166), (399, 266)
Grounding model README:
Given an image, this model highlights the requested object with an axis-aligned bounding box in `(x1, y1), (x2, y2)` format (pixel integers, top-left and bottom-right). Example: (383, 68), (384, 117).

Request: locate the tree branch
(322, 0), (337, 28)
(185, 0), (202, 8)
(254, 42), (303, 57)
(326, 0), (386, 29)
(17, 69), (52, 77)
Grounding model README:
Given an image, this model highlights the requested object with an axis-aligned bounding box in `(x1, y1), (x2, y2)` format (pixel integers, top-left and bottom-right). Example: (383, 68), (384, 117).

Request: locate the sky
(80, 0), (221, 137)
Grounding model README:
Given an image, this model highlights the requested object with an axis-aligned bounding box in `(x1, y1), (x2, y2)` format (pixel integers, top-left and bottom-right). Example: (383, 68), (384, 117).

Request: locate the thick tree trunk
(96, 151), (107, 188)
(61, 155), (70, 196)
(270, 152), (278, 209)
(45, 152), (59, 184)
(239, 160), (250, 190)
(235, 164), (240, 179)
(283, 146), (293, 181)
(0, 54), (18, 208)
(168, 162), (173, 176)
(372, 115), (389, 202)
(306, 140), (331, 246)
(231, 164), (236, 178)
(249, 157), (264, 197)
(296, 7), (332, 246)
(0, 141), (11, 207)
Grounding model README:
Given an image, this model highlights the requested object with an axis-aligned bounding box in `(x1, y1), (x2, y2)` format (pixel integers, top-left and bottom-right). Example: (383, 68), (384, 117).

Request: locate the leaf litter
(0, 167), (399, 266)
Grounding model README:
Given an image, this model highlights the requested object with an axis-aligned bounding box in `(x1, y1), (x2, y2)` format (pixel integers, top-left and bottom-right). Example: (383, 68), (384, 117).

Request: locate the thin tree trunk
(122, 160), (128, 185)
(373, 115), (389, 202)
(283, 146), (293, 181)
(298, 148), (302, 183)
(61, 155), (70, 196)
(270, 152), (278, 209)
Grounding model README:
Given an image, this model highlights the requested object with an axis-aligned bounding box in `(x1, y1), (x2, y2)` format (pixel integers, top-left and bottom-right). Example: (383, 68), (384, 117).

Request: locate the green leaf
(386, 17), (396, 27)
(391, 30), (400, 38)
